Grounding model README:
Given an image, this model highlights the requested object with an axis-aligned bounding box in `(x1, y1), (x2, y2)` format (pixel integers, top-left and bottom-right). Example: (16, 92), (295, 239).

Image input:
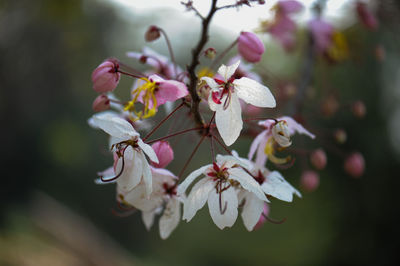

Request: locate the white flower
(118, 167), (181, 239)
(177, 154), (268, 230)
(248, 116), (315, 167)
(201, 60), (276, 146)
(238, 161), (301, 231)
(91, 113), (159, 196)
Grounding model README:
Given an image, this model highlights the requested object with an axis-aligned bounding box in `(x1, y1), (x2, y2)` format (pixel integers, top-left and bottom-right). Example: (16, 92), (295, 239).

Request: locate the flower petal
(208, 186), (238, 230)
(234, 77), (276, 108)
(215, 93), (243, 146)
(177, 165), (211, 196)
(138, 138), (159, 163)
(116, 147), (142, 192)
(279, 116), (315, 139)
(123, 182), (162, 211)
(217, 60), (240, 81)
(201, 77), (220, 91)
(140, 151), (153, 196)
(142, 210), (156, 231)
(228, 167), (268, 202)
(159, 198), (181, 239)
(241, 192), (264, 231)
(182, 178), (214, 222)
(92, 113), (138, 139)
(248, 130), (268, 161)
(261, 170), (301, 202)
(156, 80), (189, 107)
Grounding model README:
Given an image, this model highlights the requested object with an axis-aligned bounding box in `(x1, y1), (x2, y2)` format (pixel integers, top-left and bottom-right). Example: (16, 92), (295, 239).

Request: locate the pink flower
(151, 141), (174, 169)
(237, 32), (265, 63)
(308, 18), (334, 54)
(300, 170), (320, 192)
(344, 152), (365, 178)
(135, 74), (188, 109)
(91, 59), (121, 93)
(92, 94), (110, 112)
(277, 0), (303, 14)
(310, 148), (327, 170)
(356, 1), (378, 30)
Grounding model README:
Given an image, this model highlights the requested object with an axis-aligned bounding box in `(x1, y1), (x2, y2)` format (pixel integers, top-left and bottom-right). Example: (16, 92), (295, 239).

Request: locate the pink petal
(151, 141), (174, 168)
(156, 80), (188, 107)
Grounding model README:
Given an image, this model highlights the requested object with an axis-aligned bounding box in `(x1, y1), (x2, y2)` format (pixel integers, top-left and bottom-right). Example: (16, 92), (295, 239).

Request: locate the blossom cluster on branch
(89, 0), (376, 239)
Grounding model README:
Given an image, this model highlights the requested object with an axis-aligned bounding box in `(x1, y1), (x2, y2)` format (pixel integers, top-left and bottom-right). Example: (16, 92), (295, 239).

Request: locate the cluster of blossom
(89, 0), (375, 239)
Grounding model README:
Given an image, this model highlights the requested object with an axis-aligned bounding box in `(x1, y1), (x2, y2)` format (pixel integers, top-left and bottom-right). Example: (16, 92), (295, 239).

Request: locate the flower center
(212, 77), (235, 109)
(124, 78), (159, 120)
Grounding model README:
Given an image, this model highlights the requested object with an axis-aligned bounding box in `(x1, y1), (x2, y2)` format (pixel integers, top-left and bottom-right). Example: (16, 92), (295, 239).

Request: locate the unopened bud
(333, 128), (347, 144)
(91, 59), (120, 93)
(351, 100), (366, 118)
(272, 120), (292, 147)
(139, 55), (148, 64)
(92, 94), (110, 112)
(344, 152), (365, 178)
(151, 141), (174, 168)
(321, 95), (339, 117)
(310, 149), (327, 170)
(204, 47), (217, 59)
(356, 1), (378, 31)
(145, 25), (161, 42)
(238, 31), (265, 63)
(301, 170), (320, 192)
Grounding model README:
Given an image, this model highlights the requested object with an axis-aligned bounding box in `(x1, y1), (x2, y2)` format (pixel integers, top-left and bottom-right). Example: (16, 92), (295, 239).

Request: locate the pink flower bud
(238, 31), (265, 63)
(204, 47), (217, 59)
(351, 100), (366, 118)
(91, 59), (120, 93)
(344, 152), (365, 178)
(310, 148), (327, 170)
(301, 170), (320, 192)
(333, 128), (347, 144)
(92, 94), (110, 112)
(321, 95), (339, 117)
(151, 141), (174, 168)
(145, 25), (161, 42)
(356, 1), (378, 31)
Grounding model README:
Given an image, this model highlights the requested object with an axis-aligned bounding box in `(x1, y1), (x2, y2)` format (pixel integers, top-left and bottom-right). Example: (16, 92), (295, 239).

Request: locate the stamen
(262, 213), (287, 224)
(99, 147), (127, 182)
(218, 182), (228, 215)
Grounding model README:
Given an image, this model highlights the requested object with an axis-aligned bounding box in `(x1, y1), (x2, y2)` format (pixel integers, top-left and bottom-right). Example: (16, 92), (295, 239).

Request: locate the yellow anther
(127, 78), (159, 120)
(327, 31), (349, 62)
(264, 137), (291, 165)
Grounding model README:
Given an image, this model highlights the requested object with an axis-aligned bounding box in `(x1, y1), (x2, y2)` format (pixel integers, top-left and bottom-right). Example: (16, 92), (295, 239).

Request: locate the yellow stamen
(264, 137), (291, 165)
(124, 78), (159, 120)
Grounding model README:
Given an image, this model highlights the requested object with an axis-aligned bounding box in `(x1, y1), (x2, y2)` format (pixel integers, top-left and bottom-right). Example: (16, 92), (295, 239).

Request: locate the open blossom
(202, 61), (276, 146)
(239, 159), (301, 231)
(92, 59), (121, 93)
(125, 74), (188, 120)
(118, 167), (181, 239)
(249, 116), (315, 166)
(237, 31), (265, 63)
(91, 113), (159, 195)
(177, 154), (268, 230)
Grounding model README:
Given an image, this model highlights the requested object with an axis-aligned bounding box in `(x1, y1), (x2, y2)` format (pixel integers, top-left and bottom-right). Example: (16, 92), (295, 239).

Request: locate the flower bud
(321, 95), (339, 117)
(204, 47), (217, 59)
(351, 100), (366, 118)
(238, 31), (265, 63)
(333, 128), (347, 144)
(356, 1), (378, 31)
(91, 59), (120, 93)
(145, 25), (161, 42)
(344, 152), (365, 178)
(272, 120), (292, 147)
(92, 94), (110, 112)
(301, 170), (320, 192)
(310, 148), (327, 170)
(151, 141), (174, 168)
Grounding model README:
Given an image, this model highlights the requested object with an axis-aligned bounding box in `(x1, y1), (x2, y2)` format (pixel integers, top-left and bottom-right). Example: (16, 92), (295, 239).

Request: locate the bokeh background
(1, 0), (400, 265)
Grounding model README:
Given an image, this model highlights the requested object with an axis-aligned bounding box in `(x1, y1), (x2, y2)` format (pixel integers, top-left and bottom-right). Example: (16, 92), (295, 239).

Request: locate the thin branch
(178, 133), (207, 178)
(209, 39), (238, 70)
(145, 126), (203, 145)
(159, 28), (178, 78)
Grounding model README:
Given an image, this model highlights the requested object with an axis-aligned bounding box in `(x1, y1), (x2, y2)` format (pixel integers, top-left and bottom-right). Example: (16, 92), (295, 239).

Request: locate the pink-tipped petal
(151, 141), (174, 168)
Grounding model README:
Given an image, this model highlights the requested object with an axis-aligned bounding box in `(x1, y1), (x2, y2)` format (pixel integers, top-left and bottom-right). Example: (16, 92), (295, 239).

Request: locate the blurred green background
(1, 0), (400, 265)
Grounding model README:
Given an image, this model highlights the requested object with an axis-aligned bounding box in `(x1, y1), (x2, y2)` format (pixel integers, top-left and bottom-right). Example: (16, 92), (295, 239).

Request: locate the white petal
(123, 183), (163, 211)
(280, 116), (315, 139)
(207, 89), (219, 112)
(241, 192), (264, 231)
(248, 130), (268, 161)
(201, 77), (219, 91)
(216, 154), (251, 169)
(182, 178), (214, 222)
(116, 147), (142, 192)
(177, 165), (211, 196)
(137, 138), (159, 163)
(208, 186), (238, 230)
(234, 77), (276, 108)
(261, 171), (301, 202)
(159, 198), (181, 239)
(228, 167), (268, 202)
(255, 136), (269, 167)
(142, 211), (156, 231)
(92, 113), (138, 139)
(215, 93), (243, 146)
(217, 60), (240, 81)
(140, 151), (153, 196)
